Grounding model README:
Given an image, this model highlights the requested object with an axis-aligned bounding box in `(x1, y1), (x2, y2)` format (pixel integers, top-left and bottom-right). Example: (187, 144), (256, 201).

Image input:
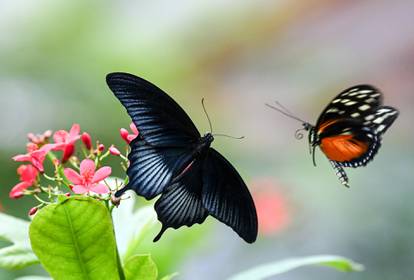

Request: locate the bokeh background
(1, 0), (413, 279)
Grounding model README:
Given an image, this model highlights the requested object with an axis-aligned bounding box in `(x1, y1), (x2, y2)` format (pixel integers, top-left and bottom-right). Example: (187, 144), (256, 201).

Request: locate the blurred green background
(1, 0), (413, 279)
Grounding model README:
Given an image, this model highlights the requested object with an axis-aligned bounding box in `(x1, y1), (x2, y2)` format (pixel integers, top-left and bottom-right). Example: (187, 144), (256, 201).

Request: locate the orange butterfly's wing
(320, 134), (369, 162)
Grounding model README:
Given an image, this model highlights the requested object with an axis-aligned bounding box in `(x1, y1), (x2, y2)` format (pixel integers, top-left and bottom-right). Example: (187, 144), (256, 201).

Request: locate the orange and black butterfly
(267, 85), (399, 187)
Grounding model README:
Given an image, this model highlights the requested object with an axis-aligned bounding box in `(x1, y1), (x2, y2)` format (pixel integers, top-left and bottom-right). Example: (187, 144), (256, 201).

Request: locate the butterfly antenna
(202, 98), (213, 133)
(213, 133), (245, 140)
(265, 102), (307, 123)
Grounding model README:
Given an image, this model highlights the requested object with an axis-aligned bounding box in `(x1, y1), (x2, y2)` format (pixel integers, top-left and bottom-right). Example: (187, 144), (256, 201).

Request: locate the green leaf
(29, 196), (121, 280)
(0, 213), (38, 269)
(123, 254), (158, 280)
(228, 255), (364, 280)
(15, 277), (52, 280)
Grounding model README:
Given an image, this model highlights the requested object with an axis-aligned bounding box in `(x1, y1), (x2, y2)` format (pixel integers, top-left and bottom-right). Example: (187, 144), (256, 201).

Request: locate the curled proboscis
(295, 128), (306, 140)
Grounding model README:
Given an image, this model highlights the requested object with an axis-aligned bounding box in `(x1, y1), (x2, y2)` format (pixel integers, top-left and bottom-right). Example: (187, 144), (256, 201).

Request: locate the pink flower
(81, 132), (92, 150)
(251, 178), (289, 236)
(13, 144), (55, 172)
(9, 165), (39, 199)
(109, 145), (121, 156)
(120, 122), (139, 144)
(53, 124), (81, 162)
(27, 130), (52, 145)
(64, 159), (111, 194)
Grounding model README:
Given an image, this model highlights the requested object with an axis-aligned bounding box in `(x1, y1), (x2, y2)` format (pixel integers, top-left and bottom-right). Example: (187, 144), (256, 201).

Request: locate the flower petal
(120, 128), (130, 143)
(64, 168), (83, 184)
(127, 134), (137, 142)
(80, 159), (96, 177)
(69, 124), (80, 138)
(9, 181), (31, 199)
(12, 154), (31, 162)
(51, 143), (66, 151)
(53, 130), (68, 144)
(92, 166), (111, 183)
(72, 185), (88, 194)
(41, 143), (57, 153)
(130, 122), (139, 135)
(90, 183), (109, 194)
(19, 165), (38, 183)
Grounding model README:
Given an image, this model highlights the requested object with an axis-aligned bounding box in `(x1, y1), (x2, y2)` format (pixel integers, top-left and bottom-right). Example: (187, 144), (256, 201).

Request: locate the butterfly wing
(106, 72), (200, 147)
(202, 148), (258, 243)
(153, 160), (208, 242)
(107, 73), (202, 198)
(316, 85), (383, 128)
(116, 139), (195, 199)
(315, 85), (398, 167)
(317, 118), (379, 167)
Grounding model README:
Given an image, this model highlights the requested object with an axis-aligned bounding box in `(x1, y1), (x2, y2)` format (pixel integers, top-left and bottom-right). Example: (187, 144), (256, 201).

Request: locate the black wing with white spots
(316, 85), (383, 128)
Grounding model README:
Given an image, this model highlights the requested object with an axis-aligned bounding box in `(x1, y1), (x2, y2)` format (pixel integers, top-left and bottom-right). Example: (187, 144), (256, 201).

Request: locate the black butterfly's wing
(106, 72), (200, 147)
(153, 160), (208, 242)
(116, 139), (194, 199)
(202, 148), (258, 243)
(107, 72), (201, 198)
(315, 85), (383, 128)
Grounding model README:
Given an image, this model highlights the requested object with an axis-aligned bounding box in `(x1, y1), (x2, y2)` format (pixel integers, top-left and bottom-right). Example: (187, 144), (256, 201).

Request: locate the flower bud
(65, 192), (71, 197)
(62, 144), (75, 163)
(120, 128), (130, 143)
(28, 207), (38, 216)
(10, 191), (23, 199)
(81, 132), (92, 150)
(109, 145), (121, 156)
(44, 130), (52, 138)
(98, 144), (105, 152)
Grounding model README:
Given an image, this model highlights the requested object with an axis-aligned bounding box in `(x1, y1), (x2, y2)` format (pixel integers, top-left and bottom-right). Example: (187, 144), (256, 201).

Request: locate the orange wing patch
(317, 119), (339, 134)
(320, 135), (369, 162)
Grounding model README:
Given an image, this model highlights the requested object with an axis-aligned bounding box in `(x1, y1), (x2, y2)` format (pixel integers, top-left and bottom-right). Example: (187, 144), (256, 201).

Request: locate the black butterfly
(268, 85), (399, 187)
(107, 72), (258, 243)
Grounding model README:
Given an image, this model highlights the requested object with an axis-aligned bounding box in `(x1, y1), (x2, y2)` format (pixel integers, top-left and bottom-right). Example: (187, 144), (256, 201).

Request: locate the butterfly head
(294, 122), (318, 166)
(202, 132), (214, 144)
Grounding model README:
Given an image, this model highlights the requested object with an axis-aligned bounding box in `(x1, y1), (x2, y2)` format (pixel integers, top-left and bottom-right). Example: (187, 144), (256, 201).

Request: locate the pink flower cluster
(9, 123), (137, 203)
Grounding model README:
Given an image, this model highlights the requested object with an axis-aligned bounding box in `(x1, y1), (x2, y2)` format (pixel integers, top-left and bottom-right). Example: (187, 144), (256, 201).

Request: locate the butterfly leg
(330, 161), (349, 188)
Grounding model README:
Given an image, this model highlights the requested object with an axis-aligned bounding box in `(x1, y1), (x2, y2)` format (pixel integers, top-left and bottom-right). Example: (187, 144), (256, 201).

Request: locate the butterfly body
(192, 133), (214, 158)
(107, 73), (257, 243)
